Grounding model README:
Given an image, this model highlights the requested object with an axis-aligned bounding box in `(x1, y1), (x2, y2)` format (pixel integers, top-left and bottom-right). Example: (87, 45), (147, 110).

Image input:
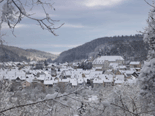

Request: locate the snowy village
(0, 56), (140, 89)
(1, 0), (155, 116)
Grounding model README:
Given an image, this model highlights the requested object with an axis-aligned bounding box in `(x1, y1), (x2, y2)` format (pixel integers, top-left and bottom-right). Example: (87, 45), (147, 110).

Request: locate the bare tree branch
(0, 87), (85, 114)
(144, 0), (155, 8)
(110, 103), (138, 116)
(0, 0), (63, 36)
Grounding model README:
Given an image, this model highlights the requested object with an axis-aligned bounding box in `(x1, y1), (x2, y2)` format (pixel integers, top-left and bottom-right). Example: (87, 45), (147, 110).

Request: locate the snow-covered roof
(65, 71), (72, 76)
(126, 78), (137, 84)
(109, 63), (119, 70)
(15, 62), (24, 65)
(29, 61), (37, 64)
(62, 62), (68, 66)
(106, 69), (112, 72)
(4, 62), (9, 66)
(70, 79), (77, 86)
(130, 68), (137, 72)
(124, 70), (134, 74)
(102, 74), (113, 82)
(26, 78), (33, 83)
(82, 70), (90, 75)
(131, 75), (136, 80)
(72, 71), (82, 76)
(5, 70), (26, 80)
(48, 63), (54, 67)
(45, 74), (51, 79)
(103, 78), (113, 82)
(22, 61), (28, 65)
(76, 69), (83, 72)
(37, 75), (45, 80)
(95, 67), (102, 70)
(44, 80), (53, 85)
(93, 77), (103, 84)
(60, 78), (70, 83)
(130, 61), (140, 65)
(118, 65), (127, 69)
(89, 71), (102, 76)
(71, 74), (76, 79)
(53, 80), (59, 83)
(16, 71), (25, 76)
(115, 80), (124, 84)
(115, 75), (124, 81)
(119, 70), (134, 75)
(25, 74), (34, 83)
(109, 63), (118, 66)
(6, 63), (12, 66)
(93, 56), (124, 64)
(78, 78), (84, 84)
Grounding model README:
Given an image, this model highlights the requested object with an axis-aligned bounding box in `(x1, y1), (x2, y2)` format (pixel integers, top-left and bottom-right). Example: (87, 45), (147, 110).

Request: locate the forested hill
(0, 45), (58, 62)
(54, 34), (149, 63)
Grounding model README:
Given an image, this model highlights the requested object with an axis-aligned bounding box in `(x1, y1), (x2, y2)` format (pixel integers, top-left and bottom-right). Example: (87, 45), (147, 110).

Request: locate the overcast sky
(2, 0), (151, 55)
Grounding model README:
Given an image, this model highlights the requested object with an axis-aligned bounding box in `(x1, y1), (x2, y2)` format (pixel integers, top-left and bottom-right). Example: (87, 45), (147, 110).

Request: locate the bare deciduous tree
(0, 0), (64, 36)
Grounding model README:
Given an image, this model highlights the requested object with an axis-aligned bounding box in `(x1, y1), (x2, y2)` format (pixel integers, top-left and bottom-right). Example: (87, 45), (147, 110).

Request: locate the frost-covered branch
(0, 87), (85, 114)
(110, 103), (138, 116)
(0, 0), (64, 36)
(139, 1), (155, 115)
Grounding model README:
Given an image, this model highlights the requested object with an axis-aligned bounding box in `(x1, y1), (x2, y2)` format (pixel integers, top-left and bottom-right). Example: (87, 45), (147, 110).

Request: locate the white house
(77, 75), (85, 85)
(130, 61), (141, 69)
(93, 77), (103, 88)
(92, 56), (124, 71)
(44, 80), (53, 87)
(114, 75), (124, 85)
(70, 78), (77, 87)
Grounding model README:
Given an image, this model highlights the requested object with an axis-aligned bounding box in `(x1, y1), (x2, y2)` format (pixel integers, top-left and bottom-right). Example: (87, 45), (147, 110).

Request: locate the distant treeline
(54, 34), (148, 63)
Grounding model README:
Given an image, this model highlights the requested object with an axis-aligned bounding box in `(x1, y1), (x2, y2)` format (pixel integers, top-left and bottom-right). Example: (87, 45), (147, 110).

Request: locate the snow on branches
(140, 1), (155, 115)
(143, 4), (155, 60)
(0, 0), (64, 36)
